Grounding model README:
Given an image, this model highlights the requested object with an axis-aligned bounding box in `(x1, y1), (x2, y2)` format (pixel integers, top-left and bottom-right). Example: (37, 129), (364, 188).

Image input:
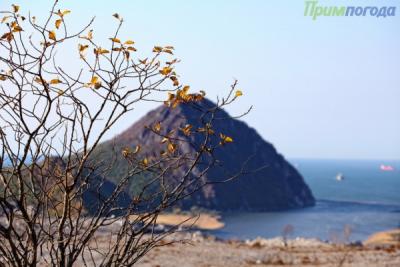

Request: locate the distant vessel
(380, 165), (394, 171)
(336, 173), (344, 181)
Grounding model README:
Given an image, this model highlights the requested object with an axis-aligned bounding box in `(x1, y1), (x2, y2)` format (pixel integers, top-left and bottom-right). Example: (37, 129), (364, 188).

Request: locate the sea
(213, 159), (400, 242)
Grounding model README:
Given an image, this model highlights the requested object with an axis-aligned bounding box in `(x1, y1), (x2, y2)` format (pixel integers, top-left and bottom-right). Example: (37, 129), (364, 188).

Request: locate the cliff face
(94, 99), (315, 211)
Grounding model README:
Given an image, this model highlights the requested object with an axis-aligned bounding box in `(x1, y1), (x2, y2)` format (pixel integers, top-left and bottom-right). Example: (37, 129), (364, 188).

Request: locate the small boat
(336, 173), (344, 181)
(380, 165), (394, 171)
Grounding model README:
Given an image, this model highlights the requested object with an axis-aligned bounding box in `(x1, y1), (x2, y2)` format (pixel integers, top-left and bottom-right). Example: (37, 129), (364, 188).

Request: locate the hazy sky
(1, 0), (399, 160)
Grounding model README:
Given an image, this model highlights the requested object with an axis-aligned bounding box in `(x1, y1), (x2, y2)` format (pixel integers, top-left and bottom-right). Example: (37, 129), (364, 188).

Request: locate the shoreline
(153, 213), (400, 245)
(137, 230), (400, 267)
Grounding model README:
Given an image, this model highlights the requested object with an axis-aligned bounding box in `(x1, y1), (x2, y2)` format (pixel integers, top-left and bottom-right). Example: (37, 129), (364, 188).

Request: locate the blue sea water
(214, 159), (400, 242)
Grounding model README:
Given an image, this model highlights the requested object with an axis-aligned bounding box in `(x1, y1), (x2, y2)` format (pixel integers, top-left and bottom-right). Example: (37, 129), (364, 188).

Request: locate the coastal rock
(94, 99), (315, 211)
(245, 237), (329, 248)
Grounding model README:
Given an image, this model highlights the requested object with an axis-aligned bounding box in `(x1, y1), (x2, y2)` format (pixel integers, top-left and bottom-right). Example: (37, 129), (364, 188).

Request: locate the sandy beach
(153, 213), (224, 230)
(364, 229), (400, 246)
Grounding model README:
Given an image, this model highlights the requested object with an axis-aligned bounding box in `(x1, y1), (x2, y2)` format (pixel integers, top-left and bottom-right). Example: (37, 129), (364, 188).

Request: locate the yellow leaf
(124, 51), (130, 59)
(133, 145), (141, 154)
(159, 66), (172, 76)
(57, 90), (64, 96)
(166, 59), (178, 65)
(109, 37), (121, 43)
(0, 75), (7, 81)
(1, 16), (11, 24)
(62, 10), (71, 16)
(12, 4), (20, 13)
(50, 78), (62, 84)
(167, 143), (176, 153)
(182, 85), (190, 93)
(225, 136), (233, 143)
(80, 30), (93, 40)
(34, 77), (46, 84)
(12, 25), (23, 32)
(152, 46), (162, 53)
(170, 76), (179, 86)
(122, 147), (131, 158)
(173, 98), (182, 107)
(112, 47), (123, 52)
(87, 30), (93, 40)
(153, 122), (161, 133)
(181, 124), (192, 136)
(1, 32), (13, 42)
(167, 93), (175, 101)
(126, 46), (136, 51)
(90, 76), (99, 84)
(41, 41), (51, 47)
(55, 19), (62, 29)
(48, 31), (56, 41)
(220, 133), (233, 144)
(124, 40), (134, 45)
(139, 58), (148, 65)
(142, 157), (148, 166)
(94, 48), (109, 55)
(78, 44), (89, 53)
(235, 90), (243, 97)
(163, 49), (173, 55)
(198, 124), (214, 135)
(99, 48), (109, 54)
(164, 45), (174, 50)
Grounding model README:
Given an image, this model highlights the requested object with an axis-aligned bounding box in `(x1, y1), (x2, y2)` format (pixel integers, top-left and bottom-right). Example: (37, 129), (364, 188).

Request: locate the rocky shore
(4, 212), (397, 266)
(137, 231), (400, 267)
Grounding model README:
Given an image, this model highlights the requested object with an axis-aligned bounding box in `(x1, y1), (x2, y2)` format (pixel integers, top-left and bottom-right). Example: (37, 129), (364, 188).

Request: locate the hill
(92, 98), (315, 211)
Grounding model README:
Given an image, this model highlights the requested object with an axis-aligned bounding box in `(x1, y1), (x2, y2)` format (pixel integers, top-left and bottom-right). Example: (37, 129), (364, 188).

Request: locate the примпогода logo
(304, 1), (397, 20)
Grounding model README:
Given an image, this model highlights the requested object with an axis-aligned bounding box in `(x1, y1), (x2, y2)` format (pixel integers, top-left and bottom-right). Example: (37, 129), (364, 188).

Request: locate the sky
(1, 0), (399, 160)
